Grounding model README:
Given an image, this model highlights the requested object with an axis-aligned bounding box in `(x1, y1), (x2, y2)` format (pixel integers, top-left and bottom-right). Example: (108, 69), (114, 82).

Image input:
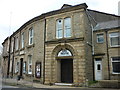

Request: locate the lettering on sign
(58, 49), (72, 57)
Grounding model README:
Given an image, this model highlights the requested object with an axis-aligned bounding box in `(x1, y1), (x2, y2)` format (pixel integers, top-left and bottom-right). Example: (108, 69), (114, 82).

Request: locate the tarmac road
(1, 83), (119, 90)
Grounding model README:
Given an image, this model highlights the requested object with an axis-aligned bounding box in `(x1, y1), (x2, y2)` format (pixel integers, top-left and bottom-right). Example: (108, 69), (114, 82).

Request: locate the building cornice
(45, 37), (84, 44)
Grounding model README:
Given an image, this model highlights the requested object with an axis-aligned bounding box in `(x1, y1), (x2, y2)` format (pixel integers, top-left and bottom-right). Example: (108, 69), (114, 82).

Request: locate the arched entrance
(57, 49), (73, 83)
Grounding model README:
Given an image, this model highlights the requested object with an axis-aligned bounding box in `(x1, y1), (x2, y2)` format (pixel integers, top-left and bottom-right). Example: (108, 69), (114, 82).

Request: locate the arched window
(58, 49), (72, 57)
(56, 19), (63, 38)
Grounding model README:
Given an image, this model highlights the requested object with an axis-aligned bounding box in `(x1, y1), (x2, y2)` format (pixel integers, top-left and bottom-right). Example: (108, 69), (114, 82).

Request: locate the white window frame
(29, 28), (34, 45)
(64, 17), (71, 38)
(109, 32), (120, 47)
(11, 40), (14, 52)
(7, 38), (10, 52)
(15, 37), (19, 50)
(111, 57), (120, 74)
(15, 62), (19, 73)
(28, 55), (32, 74)
(56, 19), (63, 39)
(56, 17), (71, 39)
(21, 32), (24, 48)
(23, 61), (26, 74)
(97, 33), (104, 43)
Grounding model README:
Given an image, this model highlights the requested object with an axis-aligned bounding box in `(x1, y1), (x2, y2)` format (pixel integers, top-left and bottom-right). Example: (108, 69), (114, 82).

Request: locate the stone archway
(57, 49), (73, 83)
(50, 44), (76, 83)
(45, 43), (80, 85)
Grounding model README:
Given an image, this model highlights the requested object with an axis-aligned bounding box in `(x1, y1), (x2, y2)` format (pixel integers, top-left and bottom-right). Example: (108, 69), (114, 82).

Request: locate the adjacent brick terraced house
(2, 3), (120, 86)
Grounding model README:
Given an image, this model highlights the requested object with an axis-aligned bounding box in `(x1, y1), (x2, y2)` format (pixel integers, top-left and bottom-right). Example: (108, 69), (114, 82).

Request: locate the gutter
(43, 18), (46, 84)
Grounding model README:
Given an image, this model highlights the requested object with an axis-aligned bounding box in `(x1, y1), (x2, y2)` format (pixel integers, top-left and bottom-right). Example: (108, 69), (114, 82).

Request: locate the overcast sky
(0, 0), (120, 47)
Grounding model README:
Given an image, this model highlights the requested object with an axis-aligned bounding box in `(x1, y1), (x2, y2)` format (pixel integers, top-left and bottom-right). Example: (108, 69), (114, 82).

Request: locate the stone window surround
(29, 27), (34, 45)
(28, 55), (32, 74)
(21, 32), (25, 48)
(111, 57), (120, 74)
(15, 37), (19, 51)
(96, 33), (104, 43)
(56, 17), (72, 39)
(109, 32), (120, 47)
(23, 61), (26, 74)
(15, 61), (19, 73)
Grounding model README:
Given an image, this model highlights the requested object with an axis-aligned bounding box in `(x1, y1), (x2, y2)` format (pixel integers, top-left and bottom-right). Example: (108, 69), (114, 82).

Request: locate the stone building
(2, 3), (120, 86)
(2, 37), (9, 78)
(93, 20), (120, 80)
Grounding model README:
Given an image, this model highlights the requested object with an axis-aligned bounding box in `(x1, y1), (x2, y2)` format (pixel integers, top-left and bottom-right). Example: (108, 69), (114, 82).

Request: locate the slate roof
(94, 20), (120, 31)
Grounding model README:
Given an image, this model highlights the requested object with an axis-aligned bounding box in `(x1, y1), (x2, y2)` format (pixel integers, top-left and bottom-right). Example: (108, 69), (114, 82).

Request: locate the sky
(0, 0), (120, 48)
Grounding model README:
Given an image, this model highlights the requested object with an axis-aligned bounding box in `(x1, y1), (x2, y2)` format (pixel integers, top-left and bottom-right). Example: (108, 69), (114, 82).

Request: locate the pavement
(2, 78), (76, 88)
(2, 78), (120, 89)
(2, 84), (120, 90)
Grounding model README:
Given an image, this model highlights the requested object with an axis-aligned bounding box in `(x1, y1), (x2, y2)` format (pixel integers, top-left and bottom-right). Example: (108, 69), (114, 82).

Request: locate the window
(15, 62), (19, 73)
(28, 55), (32, 74)
(56, 17), (71, 38)
(109, 32), (120, 47)
(97, 64), (101, 70)
(21, 32), (24, 48)
(64, 18), (71, 38)
(56, 19), (63, 38)
(29, 28), (34, 45)
(97, 34), (104, 43)
(23, 62), (26, 73)
(3, 46), (5, 54)
(35, 62), (41, 78)
(7, 38), (10, 52)
(11, 40), (14, 52)
(58, 49), (72, 57)
(15, 37), (19, 50)
(3, 45), (6, 54)
(111, 57), (120, 74)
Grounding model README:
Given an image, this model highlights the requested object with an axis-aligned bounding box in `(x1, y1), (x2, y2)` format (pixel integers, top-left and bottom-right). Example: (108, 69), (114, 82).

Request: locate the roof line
(93, 26), (120, 32)
(10, 3), (88, 37)
(88, 9), (120, 17)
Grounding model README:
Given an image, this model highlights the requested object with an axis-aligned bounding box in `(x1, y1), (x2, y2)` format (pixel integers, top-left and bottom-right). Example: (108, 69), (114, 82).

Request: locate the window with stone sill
(21, 32), (24, 48)
(111, 57), (120, 74)
(109, 32), (120, 47)
(11, 41), (14, 52)
(3, 45), (7, 54)
(15, 62), (19, 73)
(56, 17), (71, 39)
(28, 55), (32, 74)
(23, 61), (26, 74)
(97, 34), (104, 43)
(29, 27), (34, 45)
(15, 37), (19, 50)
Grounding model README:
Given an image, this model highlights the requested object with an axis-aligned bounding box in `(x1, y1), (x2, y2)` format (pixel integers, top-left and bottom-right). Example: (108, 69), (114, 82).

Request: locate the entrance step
(55, 83), (73, 86)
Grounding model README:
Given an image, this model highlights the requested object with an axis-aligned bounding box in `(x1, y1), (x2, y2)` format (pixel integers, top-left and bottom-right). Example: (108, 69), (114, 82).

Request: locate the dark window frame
(111, 57), (120, 74)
